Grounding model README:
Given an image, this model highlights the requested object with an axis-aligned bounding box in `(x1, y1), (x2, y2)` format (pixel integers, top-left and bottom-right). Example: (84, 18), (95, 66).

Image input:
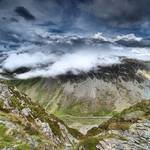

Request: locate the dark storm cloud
(0, 0), (150, 80)
(0, 0), (150, 33)
(79, 0), (150, 27)
(15, 6), (35, 20)
(0, 0), (81, 25)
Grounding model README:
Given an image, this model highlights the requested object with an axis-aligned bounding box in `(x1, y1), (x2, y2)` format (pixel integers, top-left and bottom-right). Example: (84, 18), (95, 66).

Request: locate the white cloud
(0, 33), (149, 79)
(15, 45), (150, 79)
(2, 52), (58, 71)
(115, 34), (143, 42)
(16, 50), (121, 79)
(92, 33), (143, 42)
(92, 32), (112, 42)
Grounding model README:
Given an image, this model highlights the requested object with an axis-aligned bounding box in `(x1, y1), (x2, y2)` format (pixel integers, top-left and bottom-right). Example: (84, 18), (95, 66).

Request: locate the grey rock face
(21, 107), (31, 117)
(96, 120), (150, 150)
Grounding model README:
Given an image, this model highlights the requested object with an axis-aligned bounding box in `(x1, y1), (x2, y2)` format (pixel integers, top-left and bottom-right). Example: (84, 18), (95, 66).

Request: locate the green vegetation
(16, 144), (30, 150)
(8, 79), (116, 118)
(77, 133), (119, 150)
(78, 137), (99, 150)
(68, 127), (84, 140)
(87, 100), (150, 136)
(0, 123), (31, 149)
(0, 124), (14, 148)
(55, 100), (114, 117)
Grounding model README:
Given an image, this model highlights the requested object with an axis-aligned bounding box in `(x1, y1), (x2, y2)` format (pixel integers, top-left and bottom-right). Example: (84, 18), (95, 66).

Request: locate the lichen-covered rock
(21, 107), (31, 117)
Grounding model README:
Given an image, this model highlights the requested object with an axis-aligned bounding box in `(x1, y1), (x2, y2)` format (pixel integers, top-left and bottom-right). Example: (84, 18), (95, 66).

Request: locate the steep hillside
(0, 81), (83, 149)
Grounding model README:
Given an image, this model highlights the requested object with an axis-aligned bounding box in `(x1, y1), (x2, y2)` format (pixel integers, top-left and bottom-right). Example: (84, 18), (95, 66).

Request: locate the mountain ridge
(0, 81), (149, 149)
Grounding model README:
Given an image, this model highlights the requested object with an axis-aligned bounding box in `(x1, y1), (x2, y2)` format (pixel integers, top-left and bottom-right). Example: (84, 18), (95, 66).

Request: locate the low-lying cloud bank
(0, 33), (150, 79)
(15, 50), (120, 79)
(2, 52), (58, 71)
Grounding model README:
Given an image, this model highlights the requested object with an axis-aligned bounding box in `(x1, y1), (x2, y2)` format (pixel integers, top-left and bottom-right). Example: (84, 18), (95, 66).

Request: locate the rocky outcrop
(96, 120), (150, 150)
(78, 100), (150, 150)
(0, 82), (82, 149)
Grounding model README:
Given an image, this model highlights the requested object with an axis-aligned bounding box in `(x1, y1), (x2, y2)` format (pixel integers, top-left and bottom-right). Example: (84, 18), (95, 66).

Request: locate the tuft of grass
(78, 137), (99, 150)
(16, 144), (30, 150)
(68, 127), (84, 140)
(0, 124), (14, 149)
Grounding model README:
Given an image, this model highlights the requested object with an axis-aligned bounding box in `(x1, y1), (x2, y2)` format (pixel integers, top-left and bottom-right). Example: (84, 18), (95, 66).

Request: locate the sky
(0, 0), (150, 79)
(1, 0), (150, 35)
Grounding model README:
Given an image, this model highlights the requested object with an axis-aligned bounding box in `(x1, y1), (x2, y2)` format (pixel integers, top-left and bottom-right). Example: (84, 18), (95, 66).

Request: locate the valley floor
(58, 115), (112, 134)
